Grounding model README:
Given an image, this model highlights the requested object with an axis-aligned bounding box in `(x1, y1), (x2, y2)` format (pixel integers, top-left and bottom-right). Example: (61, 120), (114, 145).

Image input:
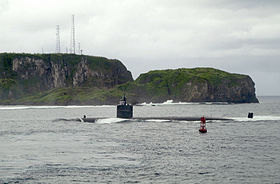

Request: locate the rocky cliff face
(178, 76), (258, 103)
(0, 53), (133, 99)
(0, 53), (258, 104)
(130, 68), (259, 103)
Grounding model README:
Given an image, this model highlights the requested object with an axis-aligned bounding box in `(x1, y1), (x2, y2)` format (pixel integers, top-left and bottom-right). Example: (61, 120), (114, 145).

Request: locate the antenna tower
(56, 25), (61, 53)
(71, 14), (75, 54)
(78, 42), (81, 55)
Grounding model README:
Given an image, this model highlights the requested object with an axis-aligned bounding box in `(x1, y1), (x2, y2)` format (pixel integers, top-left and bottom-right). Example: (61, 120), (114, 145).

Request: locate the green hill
(0, 53), (258, 104)
(117, 68), (258, 103)
(0, 53), (132, 104)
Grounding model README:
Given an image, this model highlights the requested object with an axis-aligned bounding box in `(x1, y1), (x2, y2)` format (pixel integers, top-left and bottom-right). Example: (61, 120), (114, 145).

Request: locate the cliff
(0, 53), (258, 105)
(0, 53), (133, 103)
(122, 68), (259, 103)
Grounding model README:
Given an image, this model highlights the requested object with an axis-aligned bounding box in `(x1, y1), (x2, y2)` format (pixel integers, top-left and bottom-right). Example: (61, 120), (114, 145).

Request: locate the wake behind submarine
(79, 95), (232, 123)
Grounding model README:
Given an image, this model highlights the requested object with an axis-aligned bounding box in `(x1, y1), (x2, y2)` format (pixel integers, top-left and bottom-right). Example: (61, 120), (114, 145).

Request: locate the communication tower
(70, 14), (76, 54)
(78, 42), (82, 55)
(56, 25), (61, 53)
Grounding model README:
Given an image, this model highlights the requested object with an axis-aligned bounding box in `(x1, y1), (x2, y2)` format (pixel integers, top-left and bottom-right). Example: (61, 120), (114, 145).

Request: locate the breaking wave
(95, 118), (130, 124)
(0, 105), (114, 110)
(144, 119), (171, 122)
(232, 115), (280, 122)
(138, 100), (229, 106)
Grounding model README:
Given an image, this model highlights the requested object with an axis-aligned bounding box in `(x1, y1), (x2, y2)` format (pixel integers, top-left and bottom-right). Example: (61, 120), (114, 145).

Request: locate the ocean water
(0, 96), (280, 183)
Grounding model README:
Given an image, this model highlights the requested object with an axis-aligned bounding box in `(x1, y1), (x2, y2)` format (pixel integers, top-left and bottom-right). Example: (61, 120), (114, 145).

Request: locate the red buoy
(199, 116), (207, 133)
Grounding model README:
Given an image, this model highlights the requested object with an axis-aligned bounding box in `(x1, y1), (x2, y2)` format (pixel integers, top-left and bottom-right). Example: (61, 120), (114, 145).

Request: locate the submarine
(117, 95), (133, 118)
(77, 95), (231, 123)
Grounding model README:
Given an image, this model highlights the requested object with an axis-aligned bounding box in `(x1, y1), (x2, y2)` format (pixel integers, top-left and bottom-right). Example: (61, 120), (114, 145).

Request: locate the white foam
(231, 115), (280, 122)
(0, 105), (114, 110)
(145, 119), (170, 122)
(0, 106), (63, 110)
(64, 105), (114, 108)
(163, 100), (173, 104)
(138, 100), (229, 106)
(139, 102), (154, 106)
(139, 100), (175, 106)
(95, 118), (128, 124)
(178, 102), (200, 105)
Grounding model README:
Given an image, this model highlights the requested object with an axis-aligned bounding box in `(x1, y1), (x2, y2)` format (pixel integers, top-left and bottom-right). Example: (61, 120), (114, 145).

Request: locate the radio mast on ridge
(70, 14), (76, 54)
(56, 25), (61, 53)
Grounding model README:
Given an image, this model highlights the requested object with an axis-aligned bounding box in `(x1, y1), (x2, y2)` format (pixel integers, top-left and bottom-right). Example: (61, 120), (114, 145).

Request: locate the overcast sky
(0, 0), (280, 96)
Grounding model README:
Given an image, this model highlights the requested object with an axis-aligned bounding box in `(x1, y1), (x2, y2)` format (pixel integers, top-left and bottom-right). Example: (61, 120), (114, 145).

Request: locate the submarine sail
(117, 95), (133, 118)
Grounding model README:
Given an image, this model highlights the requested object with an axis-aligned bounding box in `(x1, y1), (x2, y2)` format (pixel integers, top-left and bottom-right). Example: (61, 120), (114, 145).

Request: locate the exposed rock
(127, 68), (259, 103)
(0, 53), (258, 104)
(179, 76), (258, 103)
(0, 53), (133, 100)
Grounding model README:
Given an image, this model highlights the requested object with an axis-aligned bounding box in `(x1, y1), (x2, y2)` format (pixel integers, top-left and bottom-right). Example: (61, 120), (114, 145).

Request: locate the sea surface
(0, 96), (280, 183)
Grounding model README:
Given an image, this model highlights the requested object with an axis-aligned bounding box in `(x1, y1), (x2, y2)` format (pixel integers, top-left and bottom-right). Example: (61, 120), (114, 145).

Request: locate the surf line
(79, 116), (231, 123)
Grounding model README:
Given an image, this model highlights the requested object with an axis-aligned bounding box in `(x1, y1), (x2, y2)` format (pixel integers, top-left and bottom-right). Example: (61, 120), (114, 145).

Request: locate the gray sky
(1, 0), (280, 96)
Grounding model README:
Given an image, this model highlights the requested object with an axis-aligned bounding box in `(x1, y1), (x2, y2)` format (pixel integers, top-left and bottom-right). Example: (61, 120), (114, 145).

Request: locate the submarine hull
(79, 116), (231, 123)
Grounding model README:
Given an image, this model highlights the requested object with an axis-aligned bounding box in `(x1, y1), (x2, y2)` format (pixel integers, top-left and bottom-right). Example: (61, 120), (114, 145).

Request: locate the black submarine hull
(78, 116), (231, 123)
(56, 96), (232, 123)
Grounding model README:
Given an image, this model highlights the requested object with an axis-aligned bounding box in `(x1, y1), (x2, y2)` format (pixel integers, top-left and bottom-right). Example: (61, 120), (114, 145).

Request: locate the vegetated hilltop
(0, 53), (258, 105)
(121, 68), (259, 104)
(0, 53), (133, 104)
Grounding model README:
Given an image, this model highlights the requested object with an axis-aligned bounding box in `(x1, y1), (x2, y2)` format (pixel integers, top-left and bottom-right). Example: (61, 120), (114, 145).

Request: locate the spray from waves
(163, 100), (174, 104)
(139, 100), (198, 106)
(64, 105), (114, 108)
(95, 118), (130, 124)
(145, 119), (171, 122)
(0, 105), (114, 110)
(0, 106), (63, 110)
(231, 115), (280, 122)
(138, 100), (229, 106)
(96, 118), (190, 123)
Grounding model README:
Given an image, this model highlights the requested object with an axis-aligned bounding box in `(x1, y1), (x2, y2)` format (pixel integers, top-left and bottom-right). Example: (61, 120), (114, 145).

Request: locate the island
(0, 53), (258, 105)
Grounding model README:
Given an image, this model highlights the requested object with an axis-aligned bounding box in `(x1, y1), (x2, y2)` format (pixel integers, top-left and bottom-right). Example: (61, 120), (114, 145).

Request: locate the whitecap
(162, 100), (173, 104)
(95, 118), (128, 124)
(0, 105), (115, 110)
(0, 106), (63, 110)
(145, 119), (170, 122)
(231, 115), (280, 122)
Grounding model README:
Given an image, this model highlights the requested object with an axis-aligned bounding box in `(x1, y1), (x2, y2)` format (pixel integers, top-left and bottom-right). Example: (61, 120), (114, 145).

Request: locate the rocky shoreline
(0, 53), (258, 105)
